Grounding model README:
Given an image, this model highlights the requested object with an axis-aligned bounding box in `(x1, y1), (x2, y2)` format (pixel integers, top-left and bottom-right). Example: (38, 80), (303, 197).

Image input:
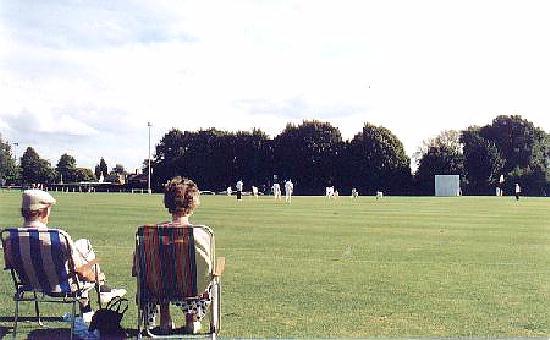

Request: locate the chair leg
(217, 280), (221, 332)
(209, 286), (216, 334)
(138, 305), (145, 339)
(70, 299), (77, 340)
(137, 308), (142, 339)
(94, 276), (102, 309)
(144, 304), (155, 337)
(34, 292), (43, 326)
(13, 298), (19, 338)
(210, 280), (221, 334)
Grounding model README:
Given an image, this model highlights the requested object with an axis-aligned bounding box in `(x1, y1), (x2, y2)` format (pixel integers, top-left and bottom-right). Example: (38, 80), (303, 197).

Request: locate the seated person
(135, 177), (212, 334)
(20, 190), (127, 321)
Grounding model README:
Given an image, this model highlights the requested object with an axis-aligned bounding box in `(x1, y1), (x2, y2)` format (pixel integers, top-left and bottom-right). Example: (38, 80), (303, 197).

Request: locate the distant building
(105, 173), (127, 185)
(127, 173), (148, 188)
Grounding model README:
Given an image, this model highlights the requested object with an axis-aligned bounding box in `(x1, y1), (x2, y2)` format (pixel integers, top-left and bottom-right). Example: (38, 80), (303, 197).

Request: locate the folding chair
(1, 228), (101, 339)
(135, 224), (225, 338)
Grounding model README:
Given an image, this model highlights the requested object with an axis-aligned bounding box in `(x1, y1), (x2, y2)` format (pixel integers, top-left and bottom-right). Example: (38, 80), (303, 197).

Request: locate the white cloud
(2, 0), (550, 170)
(10, 110), (98, 136)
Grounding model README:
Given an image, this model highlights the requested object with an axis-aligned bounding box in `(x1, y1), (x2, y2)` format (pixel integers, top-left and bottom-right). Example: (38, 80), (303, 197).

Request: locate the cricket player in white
(236, 180), (243, 201)
(252, 186), (259, 198)
(285, 180), (294, 203)
(273, 183), (282, 200)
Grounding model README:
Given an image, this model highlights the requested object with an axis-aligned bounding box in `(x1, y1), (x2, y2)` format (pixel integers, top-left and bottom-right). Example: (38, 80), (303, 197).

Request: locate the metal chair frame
(135, 224), (222, 338)
(1, 227), (101, 339)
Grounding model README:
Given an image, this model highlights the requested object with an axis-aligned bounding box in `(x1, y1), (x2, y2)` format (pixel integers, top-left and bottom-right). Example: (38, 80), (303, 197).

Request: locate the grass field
(1, 191), (550, 337)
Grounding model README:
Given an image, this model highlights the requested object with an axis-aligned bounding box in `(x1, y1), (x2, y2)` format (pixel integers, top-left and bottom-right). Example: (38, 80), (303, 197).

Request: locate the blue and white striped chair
(1, 227), (101, 339)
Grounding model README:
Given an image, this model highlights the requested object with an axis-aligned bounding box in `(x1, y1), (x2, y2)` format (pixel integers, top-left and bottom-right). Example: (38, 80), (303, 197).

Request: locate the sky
(1, 0), (550, 173)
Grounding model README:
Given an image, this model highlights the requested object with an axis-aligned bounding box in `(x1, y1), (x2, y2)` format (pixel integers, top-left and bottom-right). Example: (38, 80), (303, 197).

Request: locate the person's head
(164, 176), (200, 217)
(21, 190), (56, 224)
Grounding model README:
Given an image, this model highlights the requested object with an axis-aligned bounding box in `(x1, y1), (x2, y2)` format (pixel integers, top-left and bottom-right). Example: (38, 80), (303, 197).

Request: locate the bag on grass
(89, 296), (128, 337)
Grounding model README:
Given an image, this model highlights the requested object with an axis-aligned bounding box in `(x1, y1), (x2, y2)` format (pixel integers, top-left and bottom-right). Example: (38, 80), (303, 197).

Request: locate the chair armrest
(214, 257), (225, 277)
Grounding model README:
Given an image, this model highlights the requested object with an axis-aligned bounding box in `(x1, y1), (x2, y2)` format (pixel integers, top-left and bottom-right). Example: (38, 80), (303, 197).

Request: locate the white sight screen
(435, 175), (460, 197)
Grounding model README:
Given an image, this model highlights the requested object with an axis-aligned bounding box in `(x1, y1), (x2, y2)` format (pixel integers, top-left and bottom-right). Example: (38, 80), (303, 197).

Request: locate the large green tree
(348, 124), (412, 195)
(152, 129), (187, 189)
(414, 145), (465, 195)
(152, 122), (413, 195)
(56, 153), (77, 183)
(227, 129), (272, 188)
(413, 130), (462, 167)
(273, 120), (342, 195)
(462, 115), (549, 196)
(479, 115), (546, 173)
(95, 157), (108, 179)
(460, 128), (505, 195)
(152, 128), (272, 191)
(0, 134), (17, 184)
(413, 130), (465, 195)
(74, 168), (96, 182)
(21, 147), (55, 185)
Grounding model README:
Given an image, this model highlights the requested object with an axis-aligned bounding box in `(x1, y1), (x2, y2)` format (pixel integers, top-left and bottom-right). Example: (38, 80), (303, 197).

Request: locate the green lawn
(1, 191), (550, 337)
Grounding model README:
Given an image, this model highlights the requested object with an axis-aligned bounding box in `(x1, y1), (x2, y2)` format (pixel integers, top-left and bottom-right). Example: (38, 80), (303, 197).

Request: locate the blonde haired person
(20, 190), (126, 322)
(153, 177), (212, 334)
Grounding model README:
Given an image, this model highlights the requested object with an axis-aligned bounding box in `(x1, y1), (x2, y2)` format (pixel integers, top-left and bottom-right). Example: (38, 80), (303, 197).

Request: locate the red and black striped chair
(135, 224), (224, 337)
(1, 228), (100, 339)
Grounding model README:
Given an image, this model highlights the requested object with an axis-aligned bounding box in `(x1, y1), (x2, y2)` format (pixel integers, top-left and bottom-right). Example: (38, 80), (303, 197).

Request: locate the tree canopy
(21, 147), (55, 185)
(95, 157), (108, 179)
(150, 121), (413, 195)
(4, 114), (550, 196)
(349, 124), (412, 195)
(274, 120), (343, 194)
(460, 115), (549, 195)
(0, 134), (17, 184)
(56, 153), (78, 183)
(415, 145), (464, 195)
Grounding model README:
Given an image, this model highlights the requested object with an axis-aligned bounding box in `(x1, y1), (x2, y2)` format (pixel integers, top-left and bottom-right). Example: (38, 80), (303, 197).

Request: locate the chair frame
(135, 224), (223, 338)
(1, 227), (101, 339)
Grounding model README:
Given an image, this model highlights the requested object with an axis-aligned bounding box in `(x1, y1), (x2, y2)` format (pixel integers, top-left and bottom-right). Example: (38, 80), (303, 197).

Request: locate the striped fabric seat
(135, 224), (223, 336)
(136, 224), (203, 305)
(1, 227), (100, 339)
(2, 228), (77, 294)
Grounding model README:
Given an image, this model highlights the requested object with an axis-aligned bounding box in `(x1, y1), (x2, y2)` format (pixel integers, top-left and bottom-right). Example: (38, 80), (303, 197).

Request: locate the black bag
(89, 297), (128, 337)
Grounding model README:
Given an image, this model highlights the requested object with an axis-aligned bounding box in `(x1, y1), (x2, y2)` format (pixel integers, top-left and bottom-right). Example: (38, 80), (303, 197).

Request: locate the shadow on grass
(0, 317), (139, 339)
(0, 316), (65, 339)
(27, 328), (138, 339)
(28, 329), (132, 339)
(0, 326), (10, 338)
(27, 328), (72, 339)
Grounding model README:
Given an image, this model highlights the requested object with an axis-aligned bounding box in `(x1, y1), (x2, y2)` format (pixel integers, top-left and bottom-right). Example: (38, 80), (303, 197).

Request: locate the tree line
(1, 115), (549, 196)
(151, 122), (411, 195)
(151, 115), (550, 196)
(0, 143), (128, 187)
